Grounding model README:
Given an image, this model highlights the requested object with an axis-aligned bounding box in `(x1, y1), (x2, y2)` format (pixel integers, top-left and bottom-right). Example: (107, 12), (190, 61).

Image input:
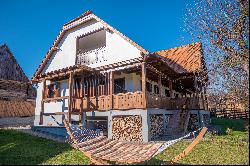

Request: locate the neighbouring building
(0, 44), (36, 118)
(32, 10), (210, 142)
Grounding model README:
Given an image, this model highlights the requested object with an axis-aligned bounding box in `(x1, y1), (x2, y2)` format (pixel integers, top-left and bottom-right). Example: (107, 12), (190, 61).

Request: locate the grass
(154, 131), (249, 165)
(0, 129), (90, 165)
(0, 118), (249, 165)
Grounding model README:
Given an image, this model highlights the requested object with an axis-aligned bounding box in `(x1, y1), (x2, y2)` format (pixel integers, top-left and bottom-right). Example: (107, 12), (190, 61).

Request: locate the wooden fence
(0, 100), (35, 118)
(209, 108), (249, 119)
(146, 92), (205, 110)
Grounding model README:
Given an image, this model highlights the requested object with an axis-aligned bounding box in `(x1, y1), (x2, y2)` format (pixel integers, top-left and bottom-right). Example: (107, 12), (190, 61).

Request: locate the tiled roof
(0, 44), (29, 82)
(154, 42), (205, 74)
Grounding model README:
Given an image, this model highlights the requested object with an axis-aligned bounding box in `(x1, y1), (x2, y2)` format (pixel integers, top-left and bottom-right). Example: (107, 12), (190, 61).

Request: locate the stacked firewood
(112, 115), (143, 141)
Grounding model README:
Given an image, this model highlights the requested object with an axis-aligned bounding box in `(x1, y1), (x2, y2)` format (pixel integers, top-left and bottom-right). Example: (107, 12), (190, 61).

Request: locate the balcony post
(68, 72), (73, 123)
(39, 79), (46, 125)
(158, 75), (162, 96)
(169, 80), (173, 98)
(141, 62), (147, 108)
(109, 71), (114, 109)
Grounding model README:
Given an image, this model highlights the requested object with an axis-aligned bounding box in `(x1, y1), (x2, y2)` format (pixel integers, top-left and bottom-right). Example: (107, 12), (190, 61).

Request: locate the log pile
(112, 115), (143, 141)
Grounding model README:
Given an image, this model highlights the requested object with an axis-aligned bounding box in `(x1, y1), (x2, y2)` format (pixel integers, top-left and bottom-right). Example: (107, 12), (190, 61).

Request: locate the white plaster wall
(42, 19), (142, 73)
(114, 72), (141, 92)
(42, 19), (104, 74)
(35, 82), (43, 116)
(43, 80), (70, 114)
(34, 79), (70, 126)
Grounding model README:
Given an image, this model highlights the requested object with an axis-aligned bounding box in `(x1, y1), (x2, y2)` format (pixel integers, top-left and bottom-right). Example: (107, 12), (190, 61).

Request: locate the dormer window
(77, 30), (106, 54)
(76, 29), (107, 65)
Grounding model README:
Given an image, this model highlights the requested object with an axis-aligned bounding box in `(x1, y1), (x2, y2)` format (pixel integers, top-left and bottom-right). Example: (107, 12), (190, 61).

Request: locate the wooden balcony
(70, 91), (205, 111)
(76, 46), (106, 65)
(38, 62), (208, 125)
(146, 92), (205, 110)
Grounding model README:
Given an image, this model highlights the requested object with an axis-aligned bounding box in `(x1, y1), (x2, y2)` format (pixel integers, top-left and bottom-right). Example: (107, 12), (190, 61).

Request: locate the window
(114, 78), (125, 94)
(165, 89), (170, 97)
(45, 82), (60, 98)
(154, 85), (159, 94)
(77, 30), (106, 54)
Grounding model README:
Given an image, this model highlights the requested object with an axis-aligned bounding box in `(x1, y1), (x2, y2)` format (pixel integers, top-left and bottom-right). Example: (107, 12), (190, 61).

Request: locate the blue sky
(0, 0), (195, 79)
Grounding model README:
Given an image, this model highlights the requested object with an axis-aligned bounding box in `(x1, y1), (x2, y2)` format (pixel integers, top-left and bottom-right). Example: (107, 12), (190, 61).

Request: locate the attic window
(77, 30), (106, 54)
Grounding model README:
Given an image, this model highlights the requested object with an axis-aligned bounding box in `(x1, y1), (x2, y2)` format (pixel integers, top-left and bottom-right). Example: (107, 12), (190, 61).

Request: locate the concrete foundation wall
(34, 109), (210, 142)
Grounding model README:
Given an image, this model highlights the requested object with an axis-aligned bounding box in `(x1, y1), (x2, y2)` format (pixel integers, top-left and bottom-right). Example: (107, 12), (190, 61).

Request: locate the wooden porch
(34, 60), (207, 124)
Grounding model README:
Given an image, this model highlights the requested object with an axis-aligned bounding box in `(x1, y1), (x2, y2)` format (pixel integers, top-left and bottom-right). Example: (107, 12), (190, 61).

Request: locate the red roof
(154, 42), (205, 74)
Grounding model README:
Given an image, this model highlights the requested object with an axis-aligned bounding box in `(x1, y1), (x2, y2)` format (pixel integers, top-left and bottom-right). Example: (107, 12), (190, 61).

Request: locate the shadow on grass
(0, 129), (89, 165)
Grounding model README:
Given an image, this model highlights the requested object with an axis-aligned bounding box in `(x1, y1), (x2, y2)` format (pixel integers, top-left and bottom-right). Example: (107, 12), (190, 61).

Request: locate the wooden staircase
(165, 98), (191, 136)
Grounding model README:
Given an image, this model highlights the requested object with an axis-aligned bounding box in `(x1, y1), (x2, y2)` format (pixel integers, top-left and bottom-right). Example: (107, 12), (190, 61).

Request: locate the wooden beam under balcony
(145, 63), (171, 81)
(42, 96), (69, 103)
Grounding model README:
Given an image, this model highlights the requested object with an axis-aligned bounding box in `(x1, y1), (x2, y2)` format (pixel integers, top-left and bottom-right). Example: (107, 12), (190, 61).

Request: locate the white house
(32, 10), (210, 142)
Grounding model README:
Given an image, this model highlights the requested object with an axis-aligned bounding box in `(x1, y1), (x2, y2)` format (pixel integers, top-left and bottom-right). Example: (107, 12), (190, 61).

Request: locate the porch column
(194, 75), (199, 93)
(68, 72), (73, 123)
(158, 76), (162, 96)
(141, 62), (147, 108)
(39, 79), (46, 125)
(109, 71), (114, 109)
(204, 87), (209, 110)
(169, 80), (173, 98)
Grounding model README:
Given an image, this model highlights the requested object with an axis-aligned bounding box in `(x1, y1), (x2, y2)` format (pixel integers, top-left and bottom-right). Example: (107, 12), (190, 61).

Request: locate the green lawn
(0, 118), (249, 165)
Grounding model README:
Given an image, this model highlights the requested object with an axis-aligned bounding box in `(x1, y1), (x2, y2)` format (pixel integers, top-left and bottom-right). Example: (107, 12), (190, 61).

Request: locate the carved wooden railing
(71, 91), (144, 111)
(113, 91), (144, 110)
(146, 92), (205, 110)
(66, 91), (205, 111)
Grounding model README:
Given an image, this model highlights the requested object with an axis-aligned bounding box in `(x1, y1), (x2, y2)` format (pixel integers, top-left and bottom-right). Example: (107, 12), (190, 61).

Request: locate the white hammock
(153, 127), (203, 157)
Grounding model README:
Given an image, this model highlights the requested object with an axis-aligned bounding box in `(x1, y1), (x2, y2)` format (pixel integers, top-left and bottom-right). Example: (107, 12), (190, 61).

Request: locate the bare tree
(184, 0), (249, 109)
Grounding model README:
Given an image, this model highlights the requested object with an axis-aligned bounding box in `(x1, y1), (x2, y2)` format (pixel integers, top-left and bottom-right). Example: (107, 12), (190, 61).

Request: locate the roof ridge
(64, 10), (93, 26)
(0, 44), (29, 82)
(154, 42), (201, 54)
